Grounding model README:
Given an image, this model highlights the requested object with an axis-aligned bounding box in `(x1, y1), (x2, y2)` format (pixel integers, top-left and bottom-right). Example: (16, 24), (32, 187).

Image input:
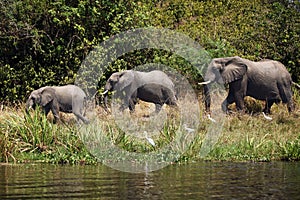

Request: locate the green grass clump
(0, 105), (95, 164)
(0, 99), (300, 164)
(205, 107), (300, 162)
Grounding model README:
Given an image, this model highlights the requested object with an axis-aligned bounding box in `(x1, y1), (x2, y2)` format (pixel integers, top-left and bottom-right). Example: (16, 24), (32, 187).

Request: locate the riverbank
(1, 100), (300, 164)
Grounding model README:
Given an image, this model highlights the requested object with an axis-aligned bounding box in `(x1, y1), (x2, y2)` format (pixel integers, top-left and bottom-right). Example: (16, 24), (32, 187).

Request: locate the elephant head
(199, 56), (248, 112)
(26, 87), (57, 113)
(102, 70), (135, 109)
(200, 56), (248, 85)
(26, 90), (41, 112)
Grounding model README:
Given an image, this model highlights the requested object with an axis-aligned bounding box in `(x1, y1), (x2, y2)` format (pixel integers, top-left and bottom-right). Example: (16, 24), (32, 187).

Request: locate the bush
(0, 0), (299, 102)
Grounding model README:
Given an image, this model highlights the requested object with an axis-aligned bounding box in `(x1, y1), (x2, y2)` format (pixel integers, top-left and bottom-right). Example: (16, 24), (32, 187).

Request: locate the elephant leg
(42, 106), (51, 116)
(278, 84), (295, 112)
(222, 92), (235, 113)
(118, 97), (129, 112)
(153, 104), (162, 113)
(263, 99), (275, 114)
(49, 98), (63, 123)
(162, 88), (177, 106)
(40, 105), (52, 121)
(230, 80), (246, 113)
(166, 95), (177, 107)
(50, 105), (60, 123)
(128, 98), (136, 112)
(73, 106), (89, 124)
(119, 98), (135, 112)
(119, 104), (127, 112)
(234, 93), (245, 112)
(284, 90), (295, 113)
(74, 112), (89, 124)
(287, 99), (295, 112)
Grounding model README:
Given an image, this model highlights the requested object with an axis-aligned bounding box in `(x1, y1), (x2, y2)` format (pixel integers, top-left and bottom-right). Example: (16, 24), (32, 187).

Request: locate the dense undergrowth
(1, 96), (300, 164)
(1, 0), (299, 102)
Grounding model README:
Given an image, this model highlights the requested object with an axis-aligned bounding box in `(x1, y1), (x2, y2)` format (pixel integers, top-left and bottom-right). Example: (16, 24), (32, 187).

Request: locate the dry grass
(0, 93), (300, 163)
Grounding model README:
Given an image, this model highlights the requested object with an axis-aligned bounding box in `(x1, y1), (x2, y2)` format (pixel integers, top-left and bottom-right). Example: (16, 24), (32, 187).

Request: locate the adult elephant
(26, 85), (89, 124)
(200, 56), (295, 114)
(102, 70), (177, 113)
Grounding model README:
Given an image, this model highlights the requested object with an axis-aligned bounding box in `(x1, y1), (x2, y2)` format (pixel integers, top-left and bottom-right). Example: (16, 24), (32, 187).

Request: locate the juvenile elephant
(200, 56), (295, 114)
(102, 70), (177, 113)
(26, 85), (89, 123)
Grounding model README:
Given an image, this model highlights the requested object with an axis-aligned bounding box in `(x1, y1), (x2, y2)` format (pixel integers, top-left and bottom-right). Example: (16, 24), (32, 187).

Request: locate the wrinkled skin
(26, 85), (89, 123)
(103, 70), (177, 113)
(201, 56), (294, 114)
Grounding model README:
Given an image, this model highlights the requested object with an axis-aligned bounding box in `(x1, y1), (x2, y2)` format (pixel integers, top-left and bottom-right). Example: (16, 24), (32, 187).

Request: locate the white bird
(144, 131), (155, 146)
(262, 112), (272, 120)
(207, 114), (216, 123)
(183, 124), (195, 133)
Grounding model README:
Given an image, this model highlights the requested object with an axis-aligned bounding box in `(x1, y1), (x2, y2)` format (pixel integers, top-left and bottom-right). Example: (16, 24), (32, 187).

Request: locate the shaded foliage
(0, 0), (299, 102)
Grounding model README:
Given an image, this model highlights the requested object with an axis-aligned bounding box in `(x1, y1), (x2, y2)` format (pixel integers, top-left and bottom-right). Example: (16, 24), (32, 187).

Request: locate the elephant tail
(292, 81), (300, 90)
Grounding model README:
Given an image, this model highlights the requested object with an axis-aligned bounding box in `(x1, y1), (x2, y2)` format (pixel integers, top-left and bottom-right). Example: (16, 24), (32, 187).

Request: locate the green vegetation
(0, 0), (299, 102)
(1, 100), (299, 164)
(0, 105), (96, 164)
(1, 0), (300, 164)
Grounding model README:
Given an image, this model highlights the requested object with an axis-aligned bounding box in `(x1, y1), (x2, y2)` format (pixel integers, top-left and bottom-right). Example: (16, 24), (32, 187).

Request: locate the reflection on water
(0, 162), (299, 199)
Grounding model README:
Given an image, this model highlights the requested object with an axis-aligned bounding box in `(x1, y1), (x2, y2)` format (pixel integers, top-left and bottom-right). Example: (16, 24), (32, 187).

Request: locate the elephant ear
(117, 70), (134, 91)
(40, 88), (55, 106)
(31, 92), (41, 104)
(221, 57), (248, 84)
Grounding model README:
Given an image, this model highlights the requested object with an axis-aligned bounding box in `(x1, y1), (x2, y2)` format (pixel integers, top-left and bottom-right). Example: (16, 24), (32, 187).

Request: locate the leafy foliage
(0, 0), (299, 102)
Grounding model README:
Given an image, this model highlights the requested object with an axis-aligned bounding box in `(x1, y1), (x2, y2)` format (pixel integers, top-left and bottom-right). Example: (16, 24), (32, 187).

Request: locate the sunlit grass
(1, 94), (300, 164)
(0, 103), (95, 164)
(206, 101), (300, 161)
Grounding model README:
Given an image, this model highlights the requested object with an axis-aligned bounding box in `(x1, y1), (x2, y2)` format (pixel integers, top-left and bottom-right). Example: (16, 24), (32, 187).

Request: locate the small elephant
(102, 70), (177, 113)
(200, 56), (295, 114)
(26, 85), (89, 123)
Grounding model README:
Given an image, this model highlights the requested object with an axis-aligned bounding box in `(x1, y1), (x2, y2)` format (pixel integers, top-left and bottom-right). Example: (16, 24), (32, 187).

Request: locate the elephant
(102, 70), (177, 113)
(199, 56), (295, 114)
(26, 85), (89, 124)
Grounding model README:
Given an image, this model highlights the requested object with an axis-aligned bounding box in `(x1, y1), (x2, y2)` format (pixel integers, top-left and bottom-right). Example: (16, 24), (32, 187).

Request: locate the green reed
(0, 105), (94, 164)
(1, 100), (300, 164)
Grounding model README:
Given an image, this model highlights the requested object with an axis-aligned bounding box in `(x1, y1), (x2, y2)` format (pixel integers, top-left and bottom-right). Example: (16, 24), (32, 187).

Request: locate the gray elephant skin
(103, 70), (177, 113)
(26, 85), (89, 123)
(200, 56), (295, 114)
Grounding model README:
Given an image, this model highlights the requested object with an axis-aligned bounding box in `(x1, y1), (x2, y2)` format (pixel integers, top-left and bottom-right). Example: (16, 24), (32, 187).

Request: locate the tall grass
(0, 104), (95, 164)
(1, 97), (300, 164)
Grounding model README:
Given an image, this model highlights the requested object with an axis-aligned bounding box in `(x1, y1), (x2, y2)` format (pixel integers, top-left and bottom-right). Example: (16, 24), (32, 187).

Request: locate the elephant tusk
(198, 80), (212, 85)
(262, 112), (272, 121)
(292, 81), (300, 89)
(101, 90), (108, 95)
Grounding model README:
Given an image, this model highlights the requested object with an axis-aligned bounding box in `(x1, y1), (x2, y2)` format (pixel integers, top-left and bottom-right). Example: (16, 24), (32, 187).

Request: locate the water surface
(0, 162), (299, 199)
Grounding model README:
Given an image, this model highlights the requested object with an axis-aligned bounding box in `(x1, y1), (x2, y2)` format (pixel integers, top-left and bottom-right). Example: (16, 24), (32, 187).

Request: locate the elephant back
(53, 85), (86, 104)
(145, 70), (175, 90)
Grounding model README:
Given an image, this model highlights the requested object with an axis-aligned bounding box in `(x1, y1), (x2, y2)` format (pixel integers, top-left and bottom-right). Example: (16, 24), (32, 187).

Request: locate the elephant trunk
(102, 81), (113, 111)
(199, 79), (213, 113)
(203, 85), (211, 113)
(25, 99), (33, 113)
(102, 90), (109, 111)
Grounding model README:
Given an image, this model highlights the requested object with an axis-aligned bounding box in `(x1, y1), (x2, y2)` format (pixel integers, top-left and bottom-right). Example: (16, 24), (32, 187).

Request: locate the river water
(0, 162), (299, 199)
